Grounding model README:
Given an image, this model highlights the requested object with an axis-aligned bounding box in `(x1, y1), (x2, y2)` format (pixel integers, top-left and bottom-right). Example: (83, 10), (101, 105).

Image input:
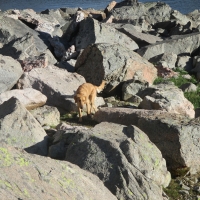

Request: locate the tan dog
(74, 81), (106, 122)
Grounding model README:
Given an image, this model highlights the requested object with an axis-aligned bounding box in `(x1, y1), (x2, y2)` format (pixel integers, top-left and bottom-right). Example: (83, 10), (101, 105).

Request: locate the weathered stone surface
(2, 32), (41, 60)
(12, 9), (65, 36)
(75, 17), (139, 51)
(0, 16), (47, 52)
(40, 8), (67, 27)
(149, 52), (177, 69)
(19, 54), (48, 72)
(137, 32), (200, 60)
(16, 65), (85, 112)
(104, 1), (117, 16)
(116, 23), (162, 47)
(0, 97), (48, 156)
(75, 43), (157, 94)
(30, 105), (60, 127)
(93, 108), (200, 173)
(176, 56), (193, 72)
(0, 88), (47, 110)
(111, 2), (172, 27)
(139, 84), (195, 118)
(0, 144), (117, 200)
(122, 80), (148, 101)
(49, 122), (170, 199)
(179, 83), (197, 92)
(0, 55), (23, 94)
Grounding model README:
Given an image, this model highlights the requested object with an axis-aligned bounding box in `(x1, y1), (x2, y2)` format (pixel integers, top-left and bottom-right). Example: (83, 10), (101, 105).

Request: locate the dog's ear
(82, 96), (86, 101)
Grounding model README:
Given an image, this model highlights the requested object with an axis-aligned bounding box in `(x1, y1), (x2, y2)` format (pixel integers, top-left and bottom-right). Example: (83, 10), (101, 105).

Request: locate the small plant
(163, 179), (182, 199)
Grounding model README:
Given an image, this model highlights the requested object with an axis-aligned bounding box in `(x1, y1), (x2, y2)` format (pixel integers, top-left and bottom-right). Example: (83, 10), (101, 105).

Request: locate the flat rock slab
(0, 88), (47, 110)
(94, 108), (200, 173)
(0, 144), (117, 200)
(137, 32), (200, 60)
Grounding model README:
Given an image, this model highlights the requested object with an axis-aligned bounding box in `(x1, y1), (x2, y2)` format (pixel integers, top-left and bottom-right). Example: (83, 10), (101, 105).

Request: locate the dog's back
(76, 81), (106, 96)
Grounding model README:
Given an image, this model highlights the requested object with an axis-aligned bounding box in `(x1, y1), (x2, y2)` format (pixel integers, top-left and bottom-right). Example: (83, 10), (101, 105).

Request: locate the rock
(19, 54), (48, 72)
(0, 16), (47, 52)
(93, 108), (200, 173)
(83, 8), (106, 21)
(138, 84), (195, 118)
(44, 49), (57, 65)
(111, 2), (172, 29)
(49, 36), (66, 58)
(30, 105), (60, 127)
(16, 65), (85, 112)
(179, 83), (197, 92)
(75, 17), (139, 51)
(149, 53), (177, 69)
(122, 80), (148, 101)
(195, 108), (200, 118)
(0, 32), (43, 60)
(115, 23), (162, 48)
(137, 32), (200, 60)
(0, 55), (23, 94)
(40, 8), (67, 27)
(176, 56), (193, 72)
(155, 65), (178, 78)
(0, 88), (47, 110)
(75, 43), (157, 94)
(49, 122), (170, 199)
(57, 59), (76, 72)
(14, 9), (64, 37)
(0, 97), (48, 156)
(192, 56), (200, 74)
(104, 1), (117, 17)
(0, 144), (117, 200)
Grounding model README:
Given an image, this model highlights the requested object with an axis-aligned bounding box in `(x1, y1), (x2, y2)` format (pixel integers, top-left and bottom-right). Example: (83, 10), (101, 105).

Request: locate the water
(0, 0), (199, 14)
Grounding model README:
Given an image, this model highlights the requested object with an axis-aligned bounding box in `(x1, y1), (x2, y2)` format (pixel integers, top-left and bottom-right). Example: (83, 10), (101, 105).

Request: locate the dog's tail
(96, 80), (106, 93)
(97, 80), (106, 93)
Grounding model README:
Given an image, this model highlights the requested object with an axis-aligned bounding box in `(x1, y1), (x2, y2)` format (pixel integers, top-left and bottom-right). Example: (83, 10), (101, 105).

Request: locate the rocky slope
(1, 0), (200, 199)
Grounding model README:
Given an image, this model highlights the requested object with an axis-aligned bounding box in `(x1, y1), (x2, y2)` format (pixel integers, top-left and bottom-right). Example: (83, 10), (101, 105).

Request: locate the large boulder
(138, 83), (195, 118)
(16, 65), (85, 112)
(75, 17), (139, 51)
(0, 88), (47, 110)
(137, 32), (200, 60)
(0, 97), (48, 156)
(0, 32), (42, 60)
(49, 122), (170, 200)
(0, 55), (23, 94)
(75, 43), (157, 94)
(0, 16), (47, 53)
(93, 108), (200, 173)
(111, 2), (173, 27)
(0, 144), (117, 200)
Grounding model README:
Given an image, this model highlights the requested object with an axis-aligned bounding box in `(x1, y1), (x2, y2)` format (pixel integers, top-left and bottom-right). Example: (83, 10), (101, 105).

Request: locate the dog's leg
(86, 100), (91, 117)
(90, 91), (98, 113)
(78, 107), (82, 122)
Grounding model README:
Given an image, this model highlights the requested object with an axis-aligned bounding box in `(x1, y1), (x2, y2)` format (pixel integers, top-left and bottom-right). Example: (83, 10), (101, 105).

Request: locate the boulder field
(1, 0), (200, 199)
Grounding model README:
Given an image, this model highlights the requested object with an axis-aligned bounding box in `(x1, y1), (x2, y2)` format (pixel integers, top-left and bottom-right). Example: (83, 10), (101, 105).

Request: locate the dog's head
(74, 94), (86, 109)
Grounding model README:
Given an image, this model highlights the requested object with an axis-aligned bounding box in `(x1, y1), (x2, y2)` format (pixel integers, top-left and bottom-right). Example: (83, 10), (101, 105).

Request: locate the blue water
(0, 0), (199, 14)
